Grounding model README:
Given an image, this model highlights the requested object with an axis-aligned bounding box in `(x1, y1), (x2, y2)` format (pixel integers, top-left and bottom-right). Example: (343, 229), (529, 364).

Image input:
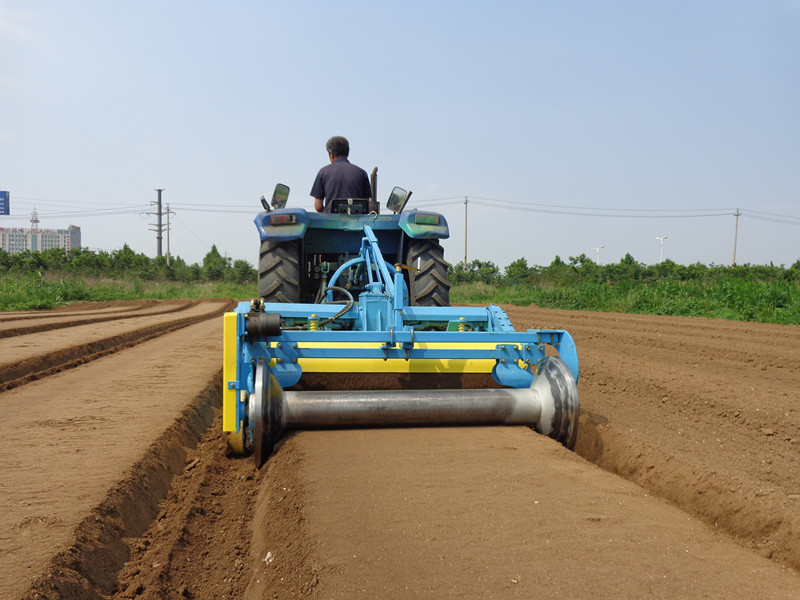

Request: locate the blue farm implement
(223, 184), (580, 467)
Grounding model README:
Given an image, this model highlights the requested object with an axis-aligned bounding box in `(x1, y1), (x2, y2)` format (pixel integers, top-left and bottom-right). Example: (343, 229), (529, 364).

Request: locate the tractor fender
(254, 208), (309, 242)
(398, 211), (450, 240)
(254, 208), (450, 242)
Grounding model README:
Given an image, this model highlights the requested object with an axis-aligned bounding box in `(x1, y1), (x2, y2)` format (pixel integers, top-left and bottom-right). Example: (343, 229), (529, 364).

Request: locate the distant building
(0, 209), (81, 254)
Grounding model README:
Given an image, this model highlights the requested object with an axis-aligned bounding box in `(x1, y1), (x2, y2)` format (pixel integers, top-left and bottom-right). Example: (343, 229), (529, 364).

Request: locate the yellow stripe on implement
(292, 341), (508, 374)
(222, 313), (243, 451)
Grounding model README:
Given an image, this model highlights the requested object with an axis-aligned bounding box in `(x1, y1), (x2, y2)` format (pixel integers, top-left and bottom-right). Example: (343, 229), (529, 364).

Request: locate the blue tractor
(254, 182), (451, 308)
(223, 181), (580, 467)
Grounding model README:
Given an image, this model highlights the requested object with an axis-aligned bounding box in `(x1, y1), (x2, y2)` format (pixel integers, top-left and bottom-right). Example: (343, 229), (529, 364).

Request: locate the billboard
(0, 191), (8, 215)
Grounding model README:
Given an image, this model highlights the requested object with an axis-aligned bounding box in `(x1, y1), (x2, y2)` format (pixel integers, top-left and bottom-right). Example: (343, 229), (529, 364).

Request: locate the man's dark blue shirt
(310, 157), (372, 213)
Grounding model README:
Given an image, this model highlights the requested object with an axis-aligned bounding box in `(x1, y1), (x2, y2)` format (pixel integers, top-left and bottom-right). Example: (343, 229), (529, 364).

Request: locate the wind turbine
(592, 245), (605, 265)
(656, 236), (668, 263)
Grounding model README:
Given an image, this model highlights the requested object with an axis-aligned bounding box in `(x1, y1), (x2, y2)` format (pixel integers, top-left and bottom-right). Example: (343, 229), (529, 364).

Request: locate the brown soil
(0, 299), (233, 391)
(2, 302), (799, 599)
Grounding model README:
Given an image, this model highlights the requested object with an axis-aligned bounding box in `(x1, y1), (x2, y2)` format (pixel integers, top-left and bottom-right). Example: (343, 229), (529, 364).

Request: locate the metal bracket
(381, 329), (395, 361)
(270, 342), (302, 388)
(401, 329), (415, 361)
(492, 344), (534, 388)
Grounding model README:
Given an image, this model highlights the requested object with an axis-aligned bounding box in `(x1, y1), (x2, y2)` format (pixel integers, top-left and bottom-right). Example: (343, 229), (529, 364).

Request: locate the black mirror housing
(272, 184), (290, 209)
(386, 187), (411, 214)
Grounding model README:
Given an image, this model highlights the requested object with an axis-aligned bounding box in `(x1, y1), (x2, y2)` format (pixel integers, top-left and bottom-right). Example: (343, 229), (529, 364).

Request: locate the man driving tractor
(310, 136), (375, 213)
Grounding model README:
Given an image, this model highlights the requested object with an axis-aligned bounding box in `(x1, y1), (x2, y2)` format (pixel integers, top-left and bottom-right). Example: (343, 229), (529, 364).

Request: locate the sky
(1, 0), (799, 271)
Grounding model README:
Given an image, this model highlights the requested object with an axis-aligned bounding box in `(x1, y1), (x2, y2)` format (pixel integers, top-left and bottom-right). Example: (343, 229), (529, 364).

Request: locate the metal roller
(251, 355), (578, 467)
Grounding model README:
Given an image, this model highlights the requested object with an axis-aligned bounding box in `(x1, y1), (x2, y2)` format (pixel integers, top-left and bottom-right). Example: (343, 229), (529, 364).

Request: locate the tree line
(2, 246), (798, 322)
(448, 253), (800, 324)
(0, 245), (256, 284)
(449, 253), (800, 286)
(4, 245), (798, 288)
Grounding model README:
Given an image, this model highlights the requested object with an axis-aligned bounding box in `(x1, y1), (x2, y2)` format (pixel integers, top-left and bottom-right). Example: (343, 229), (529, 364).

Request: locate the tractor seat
(330, 198), (370, 215)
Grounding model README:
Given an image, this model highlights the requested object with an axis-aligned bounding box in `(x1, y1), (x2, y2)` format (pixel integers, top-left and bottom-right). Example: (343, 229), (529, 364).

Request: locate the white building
(0, 209), (81, 254)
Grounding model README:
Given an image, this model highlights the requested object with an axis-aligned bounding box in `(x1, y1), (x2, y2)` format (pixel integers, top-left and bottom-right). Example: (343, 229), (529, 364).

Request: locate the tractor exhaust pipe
(370, 166), (379, 214)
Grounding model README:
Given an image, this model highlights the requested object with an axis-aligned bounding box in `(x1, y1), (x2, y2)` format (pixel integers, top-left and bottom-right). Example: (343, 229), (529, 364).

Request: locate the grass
(0, 272), (256, 311)
(451, 278), (800, 325)
(3, 272), (799, 326)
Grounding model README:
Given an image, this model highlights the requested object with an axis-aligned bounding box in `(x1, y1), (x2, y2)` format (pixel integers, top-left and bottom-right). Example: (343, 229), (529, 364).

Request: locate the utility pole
(151, 188), (165, 257)
(656, 236), (668, 263)
(165, 203), (173, 266)
(464, 196), (468, 266)
(732, 209), (741, 267)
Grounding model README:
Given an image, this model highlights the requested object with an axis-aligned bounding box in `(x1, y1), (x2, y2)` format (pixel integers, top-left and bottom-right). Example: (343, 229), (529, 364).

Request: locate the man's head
(326, 136), (350, 159)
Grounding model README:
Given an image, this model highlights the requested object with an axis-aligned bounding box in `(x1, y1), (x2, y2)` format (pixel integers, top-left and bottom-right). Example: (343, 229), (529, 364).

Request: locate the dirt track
(2, 301), (799, 599)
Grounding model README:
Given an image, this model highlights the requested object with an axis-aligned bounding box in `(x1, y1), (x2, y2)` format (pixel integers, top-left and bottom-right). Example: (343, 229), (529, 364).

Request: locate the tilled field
(2, 300), (799, 599)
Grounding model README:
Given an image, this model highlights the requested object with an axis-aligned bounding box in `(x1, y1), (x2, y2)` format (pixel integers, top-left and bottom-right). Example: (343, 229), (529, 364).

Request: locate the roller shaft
(282, 388), (543, 429)
(253, 355), (579, 467)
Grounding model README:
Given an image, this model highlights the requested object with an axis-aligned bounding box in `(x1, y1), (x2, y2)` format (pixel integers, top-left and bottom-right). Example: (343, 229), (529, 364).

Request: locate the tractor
(223, 179), (580, 467)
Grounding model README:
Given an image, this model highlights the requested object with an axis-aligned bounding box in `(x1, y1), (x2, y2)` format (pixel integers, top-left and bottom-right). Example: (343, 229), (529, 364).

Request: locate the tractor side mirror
(272, 184), (290, 209)
(386, 187), (412, 214)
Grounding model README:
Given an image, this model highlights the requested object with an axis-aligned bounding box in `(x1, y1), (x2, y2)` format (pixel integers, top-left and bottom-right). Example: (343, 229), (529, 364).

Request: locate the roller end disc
(532, 356), (580, 449)
(253, 358), (269, 468)
(253, 357), (285, 468)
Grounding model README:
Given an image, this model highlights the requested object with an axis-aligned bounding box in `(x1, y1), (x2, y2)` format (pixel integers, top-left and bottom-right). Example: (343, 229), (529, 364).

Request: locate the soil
(2, 301), (799, 599)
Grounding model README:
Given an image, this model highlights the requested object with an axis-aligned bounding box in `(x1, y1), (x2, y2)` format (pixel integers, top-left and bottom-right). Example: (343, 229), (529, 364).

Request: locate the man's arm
(311, 168), (326, 213)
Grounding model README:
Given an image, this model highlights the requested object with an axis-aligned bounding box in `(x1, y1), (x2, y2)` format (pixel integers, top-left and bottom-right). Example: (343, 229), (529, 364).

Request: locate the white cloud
(0, 7), (35, 43)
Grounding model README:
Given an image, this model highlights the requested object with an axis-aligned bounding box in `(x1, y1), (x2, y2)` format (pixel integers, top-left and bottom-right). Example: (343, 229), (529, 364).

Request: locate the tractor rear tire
(406, 239), (451, 306)
(258, 239), (301, 303)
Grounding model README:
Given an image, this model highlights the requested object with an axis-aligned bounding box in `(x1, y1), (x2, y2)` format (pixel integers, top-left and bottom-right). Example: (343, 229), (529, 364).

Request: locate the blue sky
(2, 1), (799, 270)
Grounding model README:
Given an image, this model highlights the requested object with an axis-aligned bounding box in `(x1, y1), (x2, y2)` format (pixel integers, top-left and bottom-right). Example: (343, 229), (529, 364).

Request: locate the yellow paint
(287, 341), (509, 374)
(226, 429), (245, 454)
(222, 312), (239, 435)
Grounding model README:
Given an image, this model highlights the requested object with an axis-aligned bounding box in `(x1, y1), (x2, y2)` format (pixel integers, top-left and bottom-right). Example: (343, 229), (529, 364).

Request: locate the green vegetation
(450, 254), (800, 325)
(0, 245), (256, 310)
(2, 246), (799, 325)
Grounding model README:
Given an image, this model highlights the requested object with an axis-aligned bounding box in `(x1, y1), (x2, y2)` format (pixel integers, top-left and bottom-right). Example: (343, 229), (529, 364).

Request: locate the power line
(410, 199), (464, 209)
(469, 196), (736, 213)
(14, 195), (141, 206)
(0, 206), (149, 220)
(171, 213), (214, 250)
(434, 196), (800, 223)
(744, 213), (800, 226)
(167, 202), (259, 209)
(411, 195), (465, 203)
(744, 208), (800, 219)
(6, 193), (800, 227)
(466, 199), (731, 219)
(167, 206), (262, 214)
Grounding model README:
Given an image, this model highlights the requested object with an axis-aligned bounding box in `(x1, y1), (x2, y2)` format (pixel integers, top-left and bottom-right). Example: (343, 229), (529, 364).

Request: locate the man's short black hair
(326, 136), (350, 158)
